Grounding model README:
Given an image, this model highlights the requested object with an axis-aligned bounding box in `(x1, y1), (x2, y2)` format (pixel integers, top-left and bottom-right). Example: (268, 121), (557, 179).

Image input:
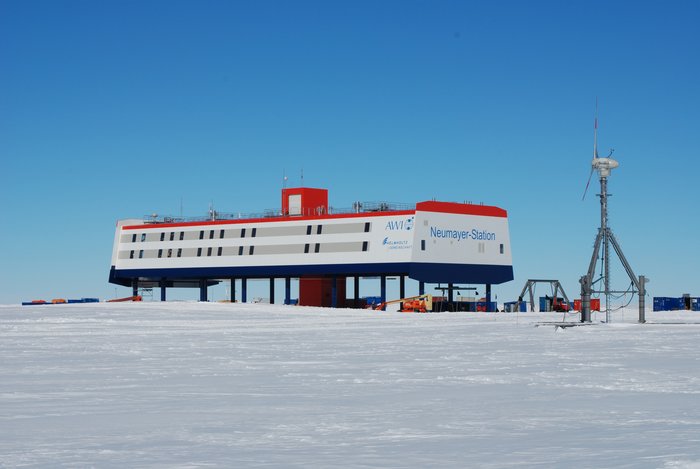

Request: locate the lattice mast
(580, 102), (647, 323)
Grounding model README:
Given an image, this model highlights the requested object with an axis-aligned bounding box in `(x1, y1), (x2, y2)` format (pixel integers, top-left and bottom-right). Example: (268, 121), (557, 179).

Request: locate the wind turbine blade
(582, 166), (594, 201)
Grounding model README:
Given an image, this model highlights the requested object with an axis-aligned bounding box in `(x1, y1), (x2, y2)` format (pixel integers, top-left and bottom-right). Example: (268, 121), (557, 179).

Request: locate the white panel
(410, 211), (512, 266)
(288, 194), (302, 216)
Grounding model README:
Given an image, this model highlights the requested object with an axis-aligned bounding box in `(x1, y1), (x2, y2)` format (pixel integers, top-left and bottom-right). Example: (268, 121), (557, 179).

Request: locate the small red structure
(281, 187), (329, 217)
(299, 278), (347, 307)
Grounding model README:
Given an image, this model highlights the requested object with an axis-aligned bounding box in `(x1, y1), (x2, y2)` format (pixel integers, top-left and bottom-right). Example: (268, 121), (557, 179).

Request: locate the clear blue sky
(2, 0), (699, 305)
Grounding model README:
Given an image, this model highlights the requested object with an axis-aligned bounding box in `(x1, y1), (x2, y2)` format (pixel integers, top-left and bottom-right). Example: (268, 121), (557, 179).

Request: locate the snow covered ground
(1, 302), (700, 468)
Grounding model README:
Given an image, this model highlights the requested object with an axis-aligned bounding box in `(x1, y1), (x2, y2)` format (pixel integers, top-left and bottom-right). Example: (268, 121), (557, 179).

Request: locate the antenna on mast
(583, 97), (599, 201)
(594, 96), (599, 159)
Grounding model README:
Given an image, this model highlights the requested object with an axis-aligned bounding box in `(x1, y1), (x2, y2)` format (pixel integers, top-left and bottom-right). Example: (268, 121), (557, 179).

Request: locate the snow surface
(1, 302), (700, 468)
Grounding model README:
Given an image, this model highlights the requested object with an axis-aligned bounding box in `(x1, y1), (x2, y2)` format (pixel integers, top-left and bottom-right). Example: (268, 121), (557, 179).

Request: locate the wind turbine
(579, 102), (647, 323)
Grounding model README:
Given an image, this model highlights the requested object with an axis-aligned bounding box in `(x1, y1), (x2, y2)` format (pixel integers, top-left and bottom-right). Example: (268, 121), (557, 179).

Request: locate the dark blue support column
(199, 279), (208, 302)
(354, 276), (360, 307)
(486, 284), (492, 312)
(284, 277), (291, 305)
(242, 278), (248, 303)
(132, 279), (138, 298)
(269, 278), (275, 304)
(160, 279), (166, 302)
(448, 283), (454, 303)
(331, 277), (337, 308)
(230, 278), (236, 302)
(380, 275), (387, 310)
(419, 281), (425, 296)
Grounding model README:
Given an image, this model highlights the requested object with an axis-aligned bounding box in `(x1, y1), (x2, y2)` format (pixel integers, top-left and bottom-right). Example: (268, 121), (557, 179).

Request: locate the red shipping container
(573, 299), (601, 311)
(299, 277), (346, 307)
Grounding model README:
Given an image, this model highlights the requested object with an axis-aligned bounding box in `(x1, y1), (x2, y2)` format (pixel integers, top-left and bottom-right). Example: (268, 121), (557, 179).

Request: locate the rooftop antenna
(579, 101), (647, 324)
(283, 169), (288, 189)
(301, 168), (304, 187)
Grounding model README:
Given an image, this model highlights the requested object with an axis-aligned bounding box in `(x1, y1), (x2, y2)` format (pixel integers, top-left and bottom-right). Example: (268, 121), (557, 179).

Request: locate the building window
(207, 247), (213, 256)
(170, 232), (175, 241)
(304, 243), (310, 254)
(306, 225), (312, 235)
(251, 227), (257, 237)
(160, 233), (165, 241)
(131, 234), (136, 243)
(500, 244), (504, 254)
(129, 250), (134, 259)
(199, 230), (204, 240)
(139, 250), (144, 258)
(421, 240), (426, 251)
(317, 225), (322, 235)
(364, 222), (371, 233)
(217, 246), (223, 256)
(241, 228), (246, 238)
(219, 229), (225, 239)
(238, 246), (244, 256)
(179, 232), (184, 241)
(197, 248), (202, 257)
(158, 249), (163, 258)
(362, 241), (369, 252)
(209, 230), (214, 239)
(177, 248), (182, 258)
(167, 249), (173, 258)
(141, 233), (146, 242)
(249, 246), (255, 255)
(314, 243), (320, 253)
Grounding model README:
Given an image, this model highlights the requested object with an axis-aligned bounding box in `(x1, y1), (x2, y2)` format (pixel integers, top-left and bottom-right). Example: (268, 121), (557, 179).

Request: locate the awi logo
(385, 216), (414, 232)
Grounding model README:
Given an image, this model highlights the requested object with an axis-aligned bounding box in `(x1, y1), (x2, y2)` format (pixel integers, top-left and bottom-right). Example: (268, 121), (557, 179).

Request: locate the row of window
(126, 222), (373, 244)
(418, 239), (505, 254)
(123, 239), (504, 260)
(124, 241), (371, 260)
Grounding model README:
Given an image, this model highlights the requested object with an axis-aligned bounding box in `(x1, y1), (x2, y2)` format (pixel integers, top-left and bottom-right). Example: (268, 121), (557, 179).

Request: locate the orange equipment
(374, 294), (433, 313)
(107, 295), (143, 302)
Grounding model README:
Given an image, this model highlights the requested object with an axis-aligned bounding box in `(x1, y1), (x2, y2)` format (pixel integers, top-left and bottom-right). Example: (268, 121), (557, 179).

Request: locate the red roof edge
(416, 201), (508, 218)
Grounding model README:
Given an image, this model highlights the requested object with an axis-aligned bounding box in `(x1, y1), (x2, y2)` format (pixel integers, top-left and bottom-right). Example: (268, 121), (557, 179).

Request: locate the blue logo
(382, 237), (410, 249)
(385, 216), (414, 231)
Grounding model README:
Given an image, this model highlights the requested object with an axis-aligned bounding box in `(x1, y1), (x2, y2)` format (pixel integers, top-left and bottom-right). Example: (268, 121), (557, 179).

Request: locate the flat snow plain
(1, 302), (700, 468)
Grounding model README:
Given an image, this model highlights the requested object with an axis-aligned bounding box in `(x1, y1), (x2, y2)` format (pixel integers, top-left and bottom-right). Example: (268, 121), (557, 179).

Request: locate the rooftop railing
(143, 201), (416, 224)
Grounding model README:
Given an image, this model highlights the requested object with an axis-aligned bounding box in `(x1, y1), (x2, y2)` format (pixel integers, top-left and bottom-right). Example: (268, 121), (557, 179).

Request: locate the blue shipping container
(653, 297), (666, 311)
(67, 298), (100, 304)
(476, 301), (498, 312)
(539, 296), (569, 312)
(692, 298), (700, 312)
(653, 297), (684, 311)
